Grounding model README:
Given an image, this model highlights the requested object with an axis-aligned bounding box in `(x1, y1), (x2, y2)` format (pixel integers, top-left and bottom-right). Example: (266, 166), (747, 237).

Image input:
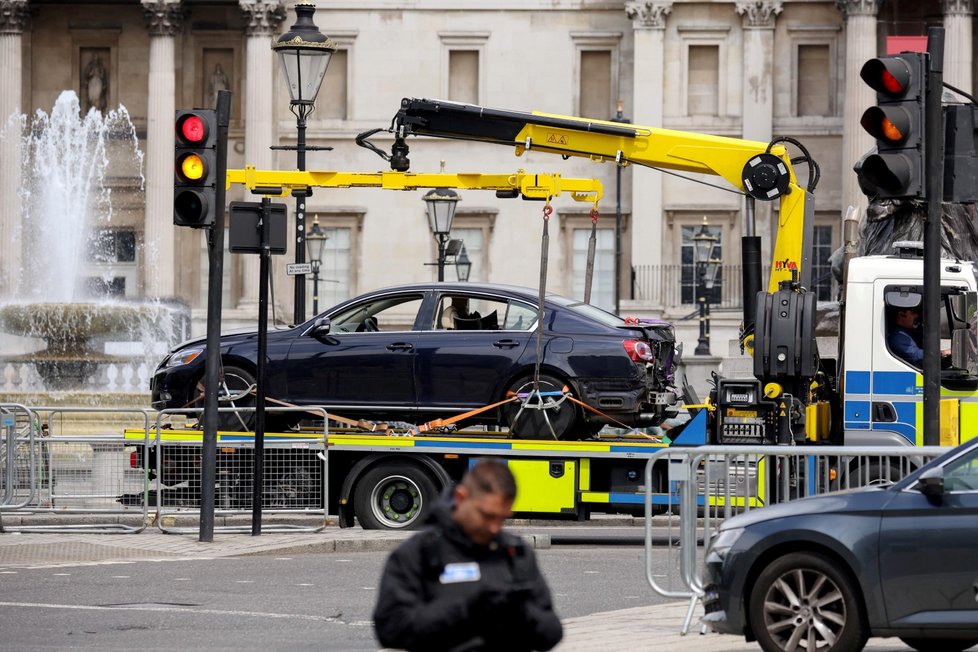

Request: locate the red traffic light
(860, 57), (912, 97)
(176, 113), (208, 144)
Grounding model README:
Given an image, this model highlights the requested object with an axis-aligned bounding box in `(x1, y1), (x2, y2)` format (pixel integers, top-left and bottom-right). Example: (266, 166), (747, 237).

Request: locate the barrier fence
(643, 444), (950, 634)
(0, 403), (329, 535)
(150, 406), (329, 534)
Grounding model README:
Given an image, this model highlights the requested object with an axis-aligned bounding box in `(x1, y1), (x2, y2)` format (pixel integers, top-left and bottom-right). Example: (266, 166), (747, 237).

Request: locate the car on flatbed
(150, 282), (681, 440)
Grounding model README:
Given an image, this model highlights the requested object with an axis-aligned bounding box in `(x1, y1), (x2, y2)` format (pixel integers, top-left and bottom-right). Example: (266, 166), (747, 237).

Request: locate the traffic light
(174, 110), (217, 227)
(858, 53), (928, 199)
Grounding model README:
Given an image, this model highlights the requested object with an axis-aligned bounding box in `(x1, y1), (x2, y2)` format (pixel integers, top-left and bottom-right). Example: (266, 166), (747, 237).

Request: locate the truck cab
(843, 251), (978, 448)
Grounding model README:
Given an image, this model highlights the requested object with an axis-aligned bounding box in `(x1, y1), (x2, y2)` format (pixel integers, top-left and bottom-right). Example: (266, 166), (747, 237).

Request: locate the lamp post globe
(272, 2), (334, 325)
(456, 244), (472, 282)
(422, 187), (461, 281)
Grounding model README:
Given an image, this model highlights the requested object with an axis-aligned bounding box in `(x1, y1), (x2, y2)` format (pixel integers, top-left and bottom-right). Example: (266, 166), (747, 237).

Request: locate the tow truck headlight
(706, 527), (744, 563)
(165, 348), (203, 368)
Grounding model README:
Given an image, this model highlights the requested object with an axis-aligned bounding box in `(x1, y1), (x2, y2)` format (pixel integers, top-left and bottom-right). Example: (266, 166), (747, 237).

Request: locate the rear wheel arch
(350, 456), (448, 529)
(339, 454), (451, 526)
(742, 540), (870, 641)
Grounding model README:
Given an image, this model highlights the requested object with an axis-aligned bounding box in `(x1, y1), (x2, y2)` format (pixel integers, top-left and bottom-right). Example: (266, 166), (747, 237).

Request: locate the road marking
(52, 573), (71, 576)
(296, 583), (313, 587)
(112, 576), (130, 579)
(174, 578), (191, 581)
(236, 580), (254, 583)
(0, 571), (17, 574)
(0, 601), (359, 624)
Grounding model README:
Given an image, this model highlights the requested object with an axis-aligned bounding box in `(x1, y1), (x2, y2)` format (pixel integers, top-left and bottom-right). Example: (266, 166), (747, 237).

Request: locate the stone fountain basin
(0, 302), (168, 354)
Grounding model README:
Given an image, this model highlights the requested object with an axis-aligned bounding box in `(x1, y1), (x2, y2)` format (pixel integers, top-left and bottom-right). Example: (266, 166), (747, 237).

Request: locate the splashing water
(18, 90), (144, 302)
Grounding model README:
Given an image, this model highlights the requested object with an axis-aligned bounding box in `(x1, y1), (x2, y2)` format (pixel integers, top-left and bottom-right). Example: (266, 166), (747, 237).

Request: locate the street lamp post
(455, 244), (471, 282)
(422, 186), (461, 281)
(305, 218), (328, 315)
(610, 99), (630, 315)
(272, 2), (334, 325)
(693, 218), (721, 356)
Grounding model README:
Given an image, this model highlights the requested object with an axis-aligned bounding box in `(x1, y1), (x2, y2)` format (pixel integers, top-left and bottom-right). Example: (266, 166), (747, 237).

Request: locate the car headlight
(706, 527), (744, 563)
(165, 348), (204, 368)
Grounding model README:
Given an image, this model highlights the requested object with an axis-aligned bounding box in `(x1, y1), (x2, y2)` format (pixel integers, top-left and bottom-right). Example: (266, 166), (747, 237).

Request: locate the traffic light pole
(923, 27), (945, 447)
(200, 89), (231, 542)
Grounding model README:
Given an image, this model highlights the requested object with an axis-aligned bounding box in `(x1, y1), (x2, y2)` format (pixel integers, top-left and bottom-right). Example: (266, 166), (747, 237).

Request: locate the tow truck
(134, 98), (978, 529)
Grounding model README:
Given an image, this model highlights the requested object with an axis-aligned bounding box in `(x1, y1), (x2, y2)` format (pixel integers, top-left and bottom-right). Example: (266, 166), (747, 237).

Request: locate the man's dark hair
(462, 459), (517, 501)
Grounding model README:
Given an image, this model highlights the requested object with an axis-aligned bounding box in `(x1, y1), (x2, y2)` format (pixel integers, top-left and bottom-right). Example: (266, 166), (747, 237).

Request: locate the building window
(579, 50), (612, 119)
(797, 44), (831, 117)
(322, 49), (348, 119)
(811, 224), (835, 301)
(687, 45), (719, 116)
(681, 223), (723, 305)
(309, 210), (363, 307)
(571, 32), (622, 120)
(572, 227), (615, 312)
(83, 228), (137, 298)
(448, 50), (479, 104)
(439, 32), (488, 104)
(446, 211), (495, 283)
(449, 226), (485, 282)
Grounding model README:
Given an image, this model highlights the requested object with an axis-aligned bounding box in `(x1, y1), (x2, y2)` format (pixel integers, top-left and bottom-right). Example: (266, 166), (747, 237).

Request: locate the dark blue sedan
(702, 436), (978, 652)
(151, 283), (680, 439)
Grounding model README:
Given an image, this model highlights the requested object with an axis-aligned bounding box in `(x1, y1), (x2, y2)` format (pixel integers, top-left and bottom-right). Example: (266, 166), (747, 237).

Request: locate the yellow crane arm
(392, 98), (814, 294)
(225, 167), (603, 205)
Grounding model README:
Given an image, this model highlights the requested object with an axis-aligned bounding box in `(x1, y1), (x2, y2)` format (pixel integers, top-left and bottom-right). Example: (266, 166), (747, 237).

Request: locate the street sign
(286, 263), (312, 276)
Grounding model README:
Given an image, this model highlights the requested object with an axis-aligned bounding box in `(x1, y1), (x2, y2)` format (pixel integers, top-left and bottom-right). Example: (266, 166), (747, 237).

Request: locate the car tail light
(129, 451), (139, 468)
(623, 339), (654, 362)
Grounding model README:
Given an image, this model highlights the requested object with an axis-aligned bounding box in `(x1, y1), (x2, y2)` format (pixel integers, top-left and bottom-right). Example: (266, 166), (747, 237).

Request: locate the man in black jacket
(373, 459), (563, 652)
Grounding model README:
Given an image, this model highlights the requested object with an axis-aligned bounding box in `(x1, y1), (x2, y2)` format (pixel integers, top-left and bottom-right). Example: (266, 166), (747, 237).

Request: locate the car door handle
(493, 339), (521, 349)
(387, 342), (414, 352)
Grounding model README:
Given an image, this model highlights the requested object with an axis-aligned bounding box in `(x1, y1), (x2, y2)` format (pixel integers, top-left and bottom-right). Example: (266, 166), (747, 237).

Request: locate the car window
(548, 295), (623, 327)
(435, 294), (537, 331)
(944, 444), (978, 492)
(330, 295), (424, 333)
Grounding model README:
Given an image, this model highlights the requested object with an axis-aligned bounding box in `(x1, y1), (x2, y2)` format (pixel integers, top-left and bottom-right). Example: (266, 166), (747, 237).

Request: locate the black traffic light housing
(859, 53), (928, 199)
(174, 109), (218, 227)
(943, 103), (978, 202)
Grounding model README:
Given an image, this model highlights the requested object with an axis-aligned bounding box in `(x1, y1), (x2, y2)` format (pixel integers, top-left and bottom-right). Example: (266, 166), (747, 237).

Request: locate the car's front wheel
(749, 551), (868, 652)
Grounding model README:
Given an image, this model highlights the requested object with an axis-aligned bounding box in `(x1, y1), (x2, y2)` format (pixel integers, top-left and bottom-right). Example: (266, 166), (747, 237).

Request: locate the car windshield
(548, 295), (623, 327)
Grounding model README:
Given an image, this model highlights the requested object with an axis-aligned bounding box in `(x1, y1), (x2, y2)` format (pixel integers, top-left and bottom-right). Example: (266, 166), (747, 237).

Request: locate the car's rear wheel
(899, 638), (978, 652)
(354, 462), (438, 530)
(503, 373), (579, 440)
(749, 551), (867, 652)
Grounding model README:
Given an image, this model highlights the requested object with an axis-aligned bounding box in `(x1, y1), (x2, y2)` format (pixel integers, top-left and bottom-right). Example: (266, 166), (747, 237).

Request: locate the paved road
(0, 526), (967, 651)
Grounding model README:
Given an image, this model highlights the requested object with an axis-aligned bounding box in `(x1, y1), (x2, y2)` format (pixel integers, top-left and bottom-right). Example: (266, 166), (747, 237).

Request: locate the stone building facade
(0, 0), (972, 362)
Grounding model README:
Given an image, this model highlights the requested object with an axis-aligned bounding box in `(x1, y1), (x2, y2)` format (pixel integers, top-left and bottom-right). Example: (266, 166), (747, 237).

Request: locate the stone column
(142, 0), (183, 299)
(625, 1), (671, 272)
(237, 1), (285, 311)
(736, 1), (782, 263)
(944, 0), (973, 95)
(837, 0), (880, 217)
(0, 0), (29, 298)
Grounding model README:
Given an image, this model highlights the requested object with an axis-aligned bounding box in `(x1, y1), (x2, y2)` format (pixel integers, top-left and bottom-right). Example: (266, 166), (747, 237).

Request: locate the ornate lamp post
(272, 2), (334, 325)
(305, 218), (328, 314)
(693, 218), (721, 356)
(422, 187), (461, 281)
(455, 243), (472, 282)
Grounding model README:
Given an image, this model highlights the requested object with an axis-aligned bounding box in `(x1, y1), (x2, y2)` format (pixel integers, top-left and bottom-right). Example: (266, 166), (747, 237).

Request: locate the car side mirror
(916, 466), (945, 498)
(311, 317), (331, 336)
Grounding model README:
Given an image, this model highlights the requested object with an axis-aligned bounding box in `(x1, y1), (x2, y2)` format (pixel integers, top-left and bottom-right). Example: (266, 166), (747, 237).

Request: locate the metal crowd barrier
(1, 403), (40, 512)
(643, 444), (950, 634)
(150, 406), (330, 534)
(0, 406), (153, 533)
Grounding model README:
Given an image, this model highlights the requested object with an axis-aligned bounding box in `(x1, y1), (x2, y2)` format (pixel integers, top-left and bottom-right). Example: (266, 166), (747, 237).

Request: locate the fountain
(0, 91), (184, 398)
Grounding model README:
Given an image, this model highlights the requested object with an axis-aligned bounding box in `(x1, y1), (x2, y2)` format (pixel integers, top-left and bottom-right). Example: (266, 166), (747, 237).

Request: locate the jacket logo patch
(439, 562), (481, 584)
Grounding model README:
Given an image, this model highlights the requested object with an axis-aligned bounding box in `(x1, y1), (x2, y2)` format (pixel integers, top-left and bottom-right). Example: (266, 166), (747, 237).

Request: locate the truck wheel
(354, 463), (438, 530)
(504, 374), (578, 440)
(849, 460), (904, 488)
(749, 551), (867, 652)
